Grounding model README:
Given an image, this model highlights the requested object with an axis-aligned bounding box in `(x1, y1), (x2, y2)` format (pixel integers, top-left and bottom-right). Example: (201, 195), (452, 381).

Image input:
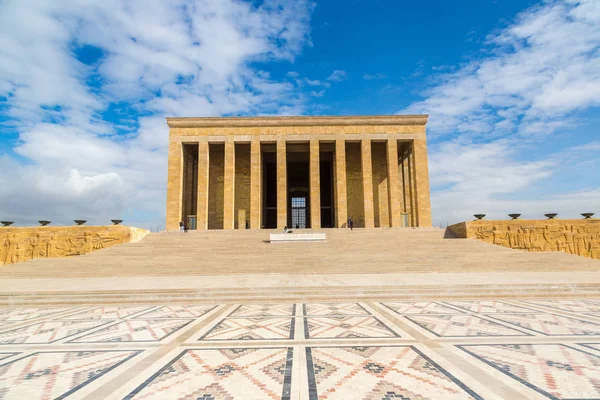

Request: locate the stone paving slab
(0, 299), (600, 399)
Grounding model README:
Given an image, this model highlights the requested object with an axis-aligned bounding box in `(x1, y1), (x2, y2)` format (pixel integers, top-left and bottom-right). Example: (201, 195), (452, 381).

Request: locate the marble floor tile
(61, 306), (154, 320)
(405, 314), (530, 337)
(70, 319), (193, 343)
(305, 316), (399, 339)
(521, 300), (600, 313)
(459, 344), (600, 399)
(133, 304), (217, 319)
(489, 313), (600, 336)
(381, 301), (464, 314)
(229, 304), (296, 317)
(0, 307), (71, 321)
(0, 320), (110, 344)
(579, 343), (600, 352)
(0, 352), (18, 362)
(125, 347), (293, 399)
(199, 317), (295, 341)
(307, 346), (482, 399)
(0, 350), (139, 399)
(303, 303), (370, 316)
(444, 300), (537, 313)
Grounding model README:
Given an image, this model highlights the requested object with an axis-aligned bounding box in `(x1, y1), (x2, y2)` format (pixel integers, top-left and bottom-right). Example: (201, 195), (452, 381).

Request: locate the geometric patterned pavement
(0, 299), (599, 399)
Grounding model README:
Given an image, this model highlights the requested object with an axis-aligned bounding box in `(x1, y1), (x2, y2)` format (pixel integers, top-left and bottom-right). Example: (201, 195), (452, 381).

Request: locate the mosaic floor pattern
(381, 301), (464, 314)
(125, 347), (293, 399)
(199, 317), (294, 341)
(303, 303), (369, 316)
(70, 319), (194, 343)
(405, 314), (530, 337)
(444, 300), (537, 314)
(307, 346), (481, 399)
(62, 306), (153, 320)
(0, 307), (70, 321)
(0, 298), (599, 399)
(0, 350), (140, 399)
(459, 344), (600, 399)
(0, 319), (110, 344)
(304, 316), (399, 339)
(488, 313), (600, 336)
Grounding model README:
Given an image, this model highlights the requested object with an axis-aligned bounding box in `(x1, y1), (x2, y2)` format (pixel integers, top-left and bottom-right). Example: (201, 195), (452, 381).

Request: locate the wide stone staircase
(2, 228), (599, 278)
(1, 228), (599, 305)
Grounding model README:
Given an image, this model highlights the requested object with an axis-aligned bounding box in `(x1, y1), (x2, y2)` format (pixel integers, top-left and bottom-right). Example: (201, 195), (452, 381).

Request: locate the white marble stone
(269, 233), (326, 242)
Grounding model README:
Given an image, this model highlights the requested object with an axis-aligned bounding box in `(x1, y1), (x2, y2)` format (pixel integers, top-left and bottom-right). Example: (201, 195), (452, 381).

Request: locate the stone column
(335, 139), (347, 228)
(407, 146), (416, 227)
(196, 141), (210, 230)
(166, 141), (183, 231)
(250, 139), (261, 229)
(223, 140), (235, 229)
(412, 138), (433, 227)
(310, 139), (321, 229)
(386, 138), (402, 227)
(361, 139), (375, 228)
(277, 139), (287, 229)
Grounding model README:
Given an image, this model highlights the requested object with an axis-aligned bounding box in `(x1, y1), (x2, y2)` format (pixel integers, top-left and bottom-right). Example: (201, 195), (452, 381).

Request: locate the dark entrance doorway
(262, 148), (277, 229)
(287, 144), (310, 228)
(291, 197), (307, 228)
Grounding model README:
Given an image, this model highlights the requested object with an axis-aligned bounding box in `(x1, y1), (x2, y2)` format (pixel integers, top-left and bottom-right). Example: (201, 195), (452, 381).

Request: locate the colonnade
(167, 136), (432, 231)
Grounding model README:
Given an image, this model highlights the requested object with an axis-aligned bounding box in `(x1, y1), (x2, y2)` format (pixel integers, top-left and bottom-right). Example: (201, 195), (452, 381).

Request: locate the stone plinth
(447, 219), (600, 260)
(269, 233), (327, 242)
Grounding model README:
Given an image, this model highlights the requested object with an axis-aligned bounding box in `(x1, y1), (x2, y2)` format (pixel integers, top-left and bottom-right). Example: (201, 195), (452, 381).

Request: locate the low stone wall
(446, 219), (600, 259)
(1, 226), (149, 266)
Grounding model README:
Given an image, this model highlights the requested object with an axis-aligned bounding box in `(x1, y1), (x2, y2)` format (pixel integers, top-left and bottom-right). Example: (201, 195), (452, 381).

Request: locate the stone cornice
(166, 115), (428, 128)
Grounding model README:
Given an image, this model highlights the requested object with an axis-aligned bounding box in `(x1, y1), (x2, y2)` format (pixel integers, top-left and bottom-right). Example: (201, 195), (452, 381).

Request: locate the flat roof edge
(166, 115), (428, 128)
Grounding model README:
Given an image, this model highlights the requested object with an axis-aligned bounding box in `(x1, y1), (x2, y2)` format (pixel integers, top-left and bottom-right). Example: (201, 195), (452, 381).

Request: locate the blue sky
(0, 0), (598, 229)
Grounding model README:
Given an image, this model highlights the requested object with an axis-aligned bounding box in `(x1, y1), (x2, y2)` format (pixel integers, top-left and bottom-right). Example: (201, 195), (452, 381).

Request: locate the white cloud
(404, 0), (600, 137)
(0, 0), (314, 227)
(402, 0), (600, 226)
(326, 70), (347, 82)
(363, 72), (387, 80)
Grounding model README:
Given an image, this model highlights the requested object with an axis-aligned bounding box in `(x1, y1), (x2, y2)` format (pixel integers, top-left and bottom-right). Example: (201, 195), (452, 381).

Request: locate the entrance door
(291, 197), (307, 228)
(188, 215), (197, 230)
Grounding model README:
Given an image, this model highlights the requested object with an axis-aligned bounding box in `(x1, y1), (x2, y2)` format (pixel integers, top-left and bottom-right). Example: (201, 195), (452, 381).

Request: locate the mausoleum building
(165, 115), (432, 231)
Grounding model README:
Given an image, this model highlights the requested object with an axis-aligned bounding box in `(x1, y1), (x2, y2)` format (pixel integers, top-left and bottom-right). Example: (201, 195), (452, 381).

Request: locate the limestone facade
(166, 115), (432, 230)
(447, 219), (600, 260)
(0, 226), (149, 266)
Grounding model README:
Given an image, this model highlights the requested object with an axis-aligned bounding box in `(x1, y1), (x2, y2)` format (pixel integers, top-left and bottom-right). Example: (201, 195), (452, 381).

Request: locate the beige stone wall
(447, 219), (600, 260)
(169, 122), (426, 140)
(208, 144), (225, 229)
(371, 142), (390, 228)
(234, 144), (251, 229)
(0, 226), (149, 266)
(346, 142), (365, 227)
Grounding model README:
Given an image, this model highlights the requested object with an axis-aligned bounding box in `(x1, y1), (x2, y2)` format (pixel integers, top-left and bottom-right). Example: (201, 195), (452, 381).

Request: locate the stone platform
(1, 229), (600, 398)
(1, 299), (600, 399)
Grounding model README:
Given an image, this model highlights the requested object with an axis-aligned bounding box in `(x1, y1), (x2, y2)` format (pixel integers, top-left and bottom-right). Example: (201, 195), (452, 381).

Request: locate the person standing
(179, 221), (184, 233)
(349, 217), (354, 231)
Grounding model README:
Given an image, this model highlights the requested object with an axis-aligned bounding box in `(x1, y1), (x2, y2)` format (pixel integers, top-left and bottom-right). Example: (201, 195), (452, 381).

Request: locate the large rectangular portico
(166, 115), (432, 230)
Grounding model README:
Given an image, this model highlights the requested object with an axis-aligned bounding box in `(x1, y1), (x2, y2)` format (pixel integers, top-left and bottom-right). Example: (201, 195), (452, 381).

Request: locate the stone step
(2, 284), (599, 306)
(2, 228), (598, 279)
